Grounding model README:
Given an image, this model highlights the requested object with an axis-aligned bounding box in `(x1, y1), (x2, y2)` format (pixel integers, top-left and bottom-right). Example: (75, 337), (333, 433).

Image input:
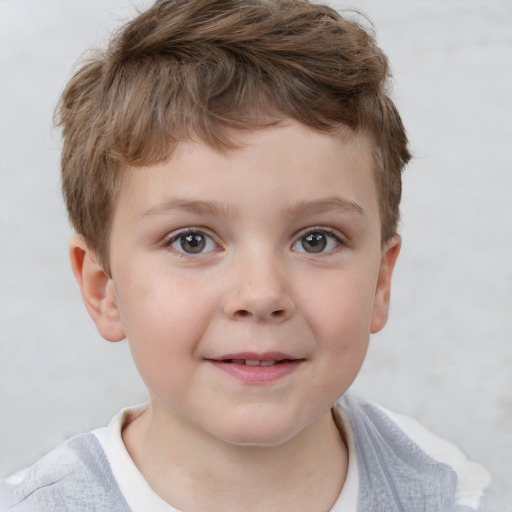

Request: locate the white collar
(93, 403), (359, 512)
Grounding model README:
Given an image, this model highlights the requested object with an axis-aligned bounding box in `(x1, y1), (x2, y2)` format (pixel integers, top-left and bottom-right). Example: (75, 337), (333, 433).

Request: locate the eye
(168, 230), (218, 254)
(292, 230), (342, 254)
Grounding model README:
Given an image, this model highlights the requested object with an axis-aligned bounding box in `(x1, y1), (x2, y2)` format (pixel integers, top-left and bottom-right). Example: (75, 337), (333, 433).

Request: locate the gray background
(1, 0), (511, 509)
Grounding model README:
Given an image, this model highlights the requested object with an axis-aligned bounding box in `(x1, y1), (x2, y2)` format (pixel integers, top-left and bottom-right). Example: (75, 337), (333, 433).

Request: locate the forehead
(114, 120), (380, 227)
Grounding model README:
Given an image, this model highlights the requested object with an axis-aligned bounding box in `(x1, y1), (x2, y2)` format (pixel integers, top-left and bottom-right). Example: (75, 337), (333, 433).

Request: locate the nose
(222, 252), (295, 323)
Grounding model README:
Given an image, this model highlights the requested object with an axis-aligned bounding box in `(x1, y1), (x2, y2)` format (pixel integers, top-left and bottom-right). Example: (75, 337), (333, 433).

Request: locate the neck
(123, 402), (348, 512)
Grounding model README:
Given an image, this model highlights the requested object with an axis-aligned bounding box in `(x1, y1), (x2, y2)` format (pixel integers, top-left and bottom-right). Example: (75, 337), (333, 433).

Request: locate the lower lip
(209, 360), (302, 383)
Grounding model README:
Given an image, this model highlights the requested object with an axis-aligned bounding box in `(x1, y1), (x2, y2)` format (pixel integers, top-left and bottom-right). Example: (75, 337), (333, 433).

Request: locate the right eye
(291, 229), (343, 254)
(167, 230), (218, 254)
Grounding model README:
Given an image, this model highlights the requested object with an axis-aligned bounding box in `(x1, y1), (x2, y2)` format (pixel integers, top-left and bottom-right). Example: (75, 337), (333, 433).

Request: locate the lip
(208, 352), (304, 383)
(213, 351), (297, 362)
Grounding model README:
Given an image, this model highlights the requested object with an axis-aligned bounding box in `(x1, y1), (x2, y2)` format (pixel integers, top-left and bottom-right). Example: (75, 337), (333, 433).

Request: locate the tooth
(245, 360), (260, 366)
(231, 359), (245, 365)
(260, 360), (276, 367)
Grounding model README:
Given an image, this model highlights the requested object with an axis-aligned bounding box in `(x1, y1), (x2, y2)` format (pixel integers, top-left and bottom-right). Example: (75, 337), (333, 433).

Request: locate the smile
(208, 353), (304, 383)
(228, 359), (284, 367)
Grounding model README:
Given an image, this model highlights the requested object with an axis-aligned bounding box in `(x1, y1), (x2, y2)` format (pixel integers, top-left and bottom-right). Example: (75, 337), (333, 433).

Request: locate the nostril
(228, 305), (292, 321)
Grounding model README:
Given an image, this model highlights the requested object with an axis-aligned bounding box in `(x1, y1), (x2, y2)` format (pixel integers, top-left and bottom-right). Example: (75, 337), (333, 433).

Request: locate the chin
(212, 414), (304, 448)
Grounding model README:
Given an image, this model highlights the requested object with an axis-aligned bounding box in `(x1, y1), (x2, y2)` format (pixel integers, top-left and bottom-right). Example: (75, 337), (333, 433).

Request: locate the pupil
(181, 233), (205, 253)
(302, 232), (326, 253)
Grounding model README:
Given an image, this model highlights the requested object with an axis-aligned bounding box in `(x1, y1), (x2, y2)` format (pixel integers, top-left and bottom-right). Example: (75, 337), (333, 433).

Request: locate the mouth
(221, 358), (294, 367)
(208, 352), (304, 382)
(210, 352), (300, 364)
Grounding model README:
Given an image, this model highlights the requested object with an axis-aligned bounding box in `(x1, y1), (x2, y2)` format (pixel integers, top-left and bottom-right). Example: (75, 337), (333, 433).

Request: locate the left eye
(169, 231), (217, 254)
(292, 230), (341, 253)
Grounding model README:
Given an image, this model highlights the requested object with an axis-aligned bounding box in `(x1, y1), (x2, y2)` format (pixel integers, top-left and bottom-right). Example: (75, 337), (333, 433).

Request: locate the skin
(70, 119), (400, 511)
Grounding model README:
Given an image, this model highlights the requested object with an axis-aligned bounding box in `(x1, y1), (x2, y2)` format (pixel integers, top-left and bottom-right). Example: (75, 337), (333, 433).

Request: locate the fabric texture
(339, 395), (490, 511)
(0, 434), (130, 512)
(0, 394), (491, 511)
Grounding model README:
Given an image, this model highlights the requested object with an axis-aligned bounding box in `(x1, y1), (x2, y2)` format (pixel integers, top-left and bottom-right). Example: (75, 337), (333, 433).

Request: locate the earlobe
(370, 235), (401, 334)
(69, 235), (125, 342)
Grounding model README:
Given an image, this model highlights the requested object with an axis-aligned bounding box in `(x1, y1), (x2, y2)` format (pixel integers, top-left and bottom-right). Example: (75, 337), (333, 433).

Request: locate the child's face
(86, 119), (399, 446)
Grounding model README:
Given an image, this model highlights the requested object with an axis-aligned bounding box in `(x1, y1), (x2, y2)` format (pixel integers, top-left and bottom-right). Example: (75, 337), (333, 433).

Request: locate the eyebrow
(282, 197), (366, 219)
(141, 198), (239, 219)
(141, 196), (365, 221)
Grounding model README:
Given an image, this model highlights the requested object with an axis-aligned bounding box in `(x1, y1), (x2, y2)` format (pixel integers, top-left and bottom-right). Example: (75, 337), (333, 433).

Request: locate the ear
(370, 235), (401, 334)
(69, 235), (125, 342)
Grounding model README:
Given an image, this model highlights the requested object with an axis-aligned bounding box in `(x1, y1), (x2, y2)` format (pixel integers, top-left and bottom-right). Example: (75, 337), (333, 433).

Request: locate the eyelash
(292, 228), (345, 255)
(161, 227), (345, 256)
(162, 228), (219, 256)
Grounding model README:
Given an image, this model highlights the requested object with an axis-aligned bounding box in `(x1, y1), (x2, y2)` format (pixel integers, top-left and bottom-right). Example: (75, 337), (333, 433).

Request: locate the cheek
(302, 269), (378, 342)
(114, 271), (217, 375)
(117, 265), (212, 331)
(299, 269), (377, 392)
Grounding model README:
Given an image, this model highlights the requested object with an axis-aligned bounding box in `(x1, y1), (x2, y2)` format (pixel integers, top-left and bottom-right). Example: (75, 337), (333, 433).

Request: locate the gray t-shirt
(0, 394), (491, 511)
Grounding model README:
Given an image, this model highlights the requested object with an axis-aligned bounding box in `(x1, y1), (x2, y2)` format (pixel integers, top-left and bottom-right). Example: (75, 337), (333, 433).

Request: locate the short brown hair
(56, 0), (411, 272)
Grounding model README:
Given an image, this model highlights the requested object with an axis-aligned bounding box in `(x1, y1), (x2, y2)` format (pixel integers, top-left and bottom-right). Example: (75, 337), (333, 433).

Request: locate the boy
(1, 0), (491, 510)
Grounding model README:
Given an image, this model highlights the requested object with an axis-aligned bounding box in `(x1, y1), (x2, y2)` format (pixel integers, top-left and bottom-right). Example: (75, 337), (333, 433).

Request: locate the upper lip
(209, 352), (300, 362)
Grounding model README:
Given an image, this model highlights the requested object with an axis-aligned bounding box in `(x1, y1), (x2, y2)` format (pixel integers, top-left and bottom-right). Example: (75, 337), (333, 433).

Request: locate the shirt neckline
(92, 402), (359, 512)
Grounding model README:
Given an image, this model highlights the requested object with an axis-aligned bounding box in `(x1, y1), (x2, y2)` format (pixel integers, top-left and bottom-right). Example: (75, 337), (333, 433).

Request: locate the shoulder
(0, 432), (130, 512)
(335, 394), (491, 512)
